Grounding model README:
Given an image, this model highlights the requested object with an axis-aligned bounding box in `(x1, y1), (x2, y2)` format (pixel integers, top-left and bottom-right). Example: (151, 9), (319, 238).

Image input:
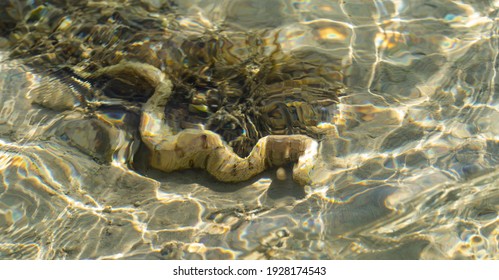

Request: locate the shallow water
(0, 0), (498, 259)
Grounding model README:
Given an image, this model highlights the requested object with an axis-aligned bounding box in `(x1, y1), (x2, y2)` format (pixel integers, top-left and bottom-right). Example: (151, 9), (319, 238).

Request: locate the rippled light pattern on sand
(0, 0), (498, 259)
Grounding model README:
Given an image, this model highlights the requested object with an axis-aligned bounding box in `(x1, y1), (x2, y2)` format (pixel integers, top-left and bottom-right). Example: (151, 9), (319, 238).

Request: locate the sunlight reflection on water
(0, 0), (498, 259)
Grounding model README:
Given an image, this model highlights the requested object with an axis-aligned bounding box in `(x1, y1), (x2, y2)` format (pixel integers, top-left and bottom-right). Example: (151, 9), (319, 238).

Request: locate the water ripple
(0, 0), (498, 259)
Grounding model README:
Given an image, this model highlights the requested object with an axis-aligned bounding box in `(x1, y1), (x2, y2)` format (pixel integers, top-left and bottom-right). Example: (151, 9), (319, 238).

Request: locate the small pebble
(276, 167), (286, 181)
(0, 37), (10, 49)
(102, 206), (112, 213)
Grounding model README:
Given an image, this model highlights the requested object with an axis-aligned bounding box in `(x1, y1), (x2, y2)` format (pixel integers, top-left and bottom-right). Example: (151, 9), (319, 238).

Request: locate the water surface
(0, 0), (498, 259)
